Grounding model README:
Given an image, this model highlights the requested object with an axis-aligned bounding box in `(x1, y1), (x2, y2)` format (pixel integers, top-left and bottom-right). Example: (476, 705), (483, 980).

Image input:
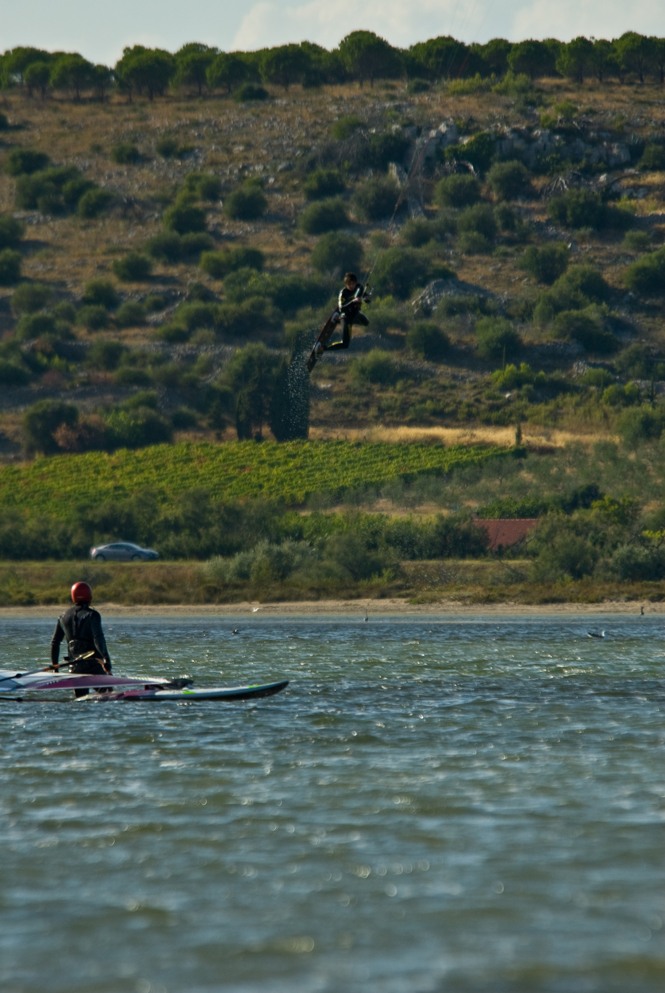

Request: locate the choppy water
(0, 614), (663, 993)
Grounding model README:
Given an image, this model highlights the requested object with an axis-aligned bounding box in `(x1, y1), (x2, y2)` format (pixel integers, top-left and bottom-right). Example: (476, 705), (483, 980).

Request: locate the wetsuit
(51, 603), (111, 675)
(326, 283), (370, 351)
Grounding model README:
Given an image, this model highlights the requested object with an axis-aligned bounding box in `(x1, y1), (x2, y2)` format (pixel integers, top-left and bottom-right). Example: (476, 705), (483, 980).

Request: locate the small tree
(207, 52), (248, 93)
(174, 46), (217, 96)
(507, 40), (556, 81)
(311, 232), (363, 276)
(476, 317), (521, 360)
(338, 31), (402, 87)
(406, 322), (450, 362)
(49, 54), (94, 100)
(115, 47), (175, 101)
(224, 183), (267, 221)
(519, 244), (569, 284)
(23, 399), (78, 454)
(221, 343), (277, 440)
(615, 33), (655, 84)
(556, 37), (594, 84)
(353, 176), (399, 222)
(487, 160), (531, 201)
(24, 61), (51, 99)
(435, 174), (481, 208)
(260, 44), (311, 90)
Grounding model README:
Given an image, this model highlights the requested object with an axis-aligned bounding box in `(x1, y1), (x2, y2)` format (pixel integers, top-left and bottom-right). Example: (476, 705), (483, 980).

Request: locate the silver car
(90, 542), (159, 562)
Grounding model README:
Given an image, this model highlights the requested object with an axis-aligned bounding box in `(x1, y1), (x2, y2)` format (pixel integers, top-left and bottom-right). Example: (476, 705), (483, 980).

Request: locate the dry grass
(309, 423), (619, 449)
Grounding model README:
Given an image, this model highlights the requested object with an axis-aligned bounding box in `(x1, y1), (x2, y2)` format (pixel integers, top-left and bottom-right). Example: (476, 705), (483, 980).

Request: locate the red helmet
(71, 581), (92, 604)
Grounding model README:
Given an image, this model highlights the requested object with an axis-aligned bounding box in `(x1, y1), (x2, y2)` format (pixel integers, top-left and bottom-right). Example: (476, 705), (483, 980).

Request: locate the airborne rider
(315, 272), (370, 356)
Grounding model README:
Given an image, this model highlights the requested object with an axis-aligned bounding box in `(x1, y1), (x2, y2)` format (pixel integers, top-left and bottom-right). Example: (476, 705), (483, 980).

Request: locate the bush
(145, 231), (183, 263)
(0, 360), (30, 386)
(310, 232), (363, 275)
(624, 248), (665, 295)
(350, 349), (400, 385)
(184, 172), (222, 201)
(111, 143), (140, 165)
(82, 279), (119, 309)
(553, 310), (617, 353)
(0, 249), (21, 285)
(234, 84), (268, 102)
(476, 317), (521, 360)
(87, 339), (125, 370)
(331, 116), (363, 141)
(372, 247), (429, 299)
(104, 408), (173, 450)
(112, 252), (152, 282)
(23, 399), (78, 454)
(78, 188), (114, 218)
(400, 218), (437, 247)
(457, 231), (492, 254)
(62, 178), (95, 210)
(76, 304), (109, 331)
(180, 232), (214, 257)
(548, 189), (604, 230)
(224, 183), (267, 221)
(16, 313), (57, 338)
(519, 243), (569, 284)
(0, 215), (25, 250)
(435, 174), (481, 209)
(617, 405), (665, 447)
(368, 131), (410, 171)
(10, 282), (52, 315)
(487, 160), (531, 200)
(457, 203), (497, 240)
(639, 145), (665, 171)
(616, 344), (664, 380)
(406, 322), (450, 362)
(175, 301), (219, 331)
(303, 169), (345, 200)
(200, 246), (265, 279)
(163, 202), (207, 234)
(299, 197), (348, 234)
(622, 230), (652, 252)
(115, 301), (146, 327)
(560, 265), (610, 303)
(5, 149), (50, 176)
(445, 132), (496, 172)
(407, 78), (430, 94)
(353, 176), (399, 222)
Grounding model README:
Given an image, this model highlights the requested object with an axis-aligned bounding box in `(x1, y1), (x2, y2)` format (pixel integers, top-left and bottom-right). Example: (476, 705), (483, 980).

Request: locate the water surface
(1, 614), (663, 992)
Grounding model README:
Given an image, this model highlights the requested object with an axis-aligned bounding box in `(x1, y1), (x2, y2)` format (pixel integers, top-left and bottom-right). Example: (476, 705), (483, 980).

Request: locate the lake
(0, 614), (663, 992)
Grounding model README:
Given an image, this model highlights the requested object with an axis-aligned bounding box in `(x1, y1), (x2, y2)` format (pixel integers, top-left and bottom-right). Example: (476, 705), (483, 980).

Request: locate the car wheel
(95, 554), (105, 561)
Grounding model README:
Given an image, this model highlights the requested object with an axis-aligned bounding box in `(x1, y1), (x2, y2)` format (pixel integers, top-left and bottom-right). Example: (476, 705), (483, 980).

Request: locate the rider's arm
(50, 620), (64, 667)
(90, 613), (111, 671)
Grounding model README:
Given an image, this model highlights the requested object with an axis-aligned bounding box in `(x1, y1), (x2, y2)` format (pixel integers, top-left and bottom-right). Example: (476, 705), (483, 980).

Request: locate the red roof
(473, 519), (539, 552)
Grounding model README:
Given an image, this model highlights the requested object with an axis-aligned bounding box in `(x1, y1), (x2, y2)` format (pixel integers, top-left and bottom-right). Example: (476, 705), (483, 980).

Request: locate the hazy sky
(2, 0), (665, 65)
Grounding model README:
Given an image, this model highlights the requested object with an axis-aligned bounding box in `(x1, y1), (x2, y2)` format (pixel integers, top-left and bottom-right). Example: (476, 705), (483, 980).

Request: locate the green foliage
(303, 168), (345, 200)
(622, 229), (652, 252)
(399, 218), (437, 247)
(476, 317), (521, 360)
(233, 84), (269, 102)
(407, 78), (430, 94)
(639, 144), (665, 171)
(115, 301), (146, 328)
(0, 249), (21, 286)
(534, 265), (610, 323)
(519, 243), (569, 284)
(310, 232), (363, 275)
(163, 202), (207, 234)
(338, 31), (402, 87)
(111, 143), (140, 165)
(445, 132), (495, 172)
(76, 304), (109, 331)
(82, 279), (119, 309)
(299, 197), (348, 234)
(10, 281), (52, 315)
(406, 322), (450, 362)
(331, 115), (363, 141)
(0, 215), (24, 249)
(487, 160), (531, 200)
(617, 406), (665, 447)
(616, 344), (663, 380)
(553, 309), (618, 353)
(23, 399), (78, 454)
(224, 183), (268, 221)
(434, 173), (481, 208)
(77, 187), (114, 218)
(87, 340), (125, 370)
(183, 172), (222, 201)
(548, 189), (604, 230)
(16, 312), (57, 339)
(350, 349), (401, 385)
(112, 252), (152, 282)
(353, 176), (399, 222)
(371, 247), (430, 299)
(529, 517), (598, 581)
(5, 149), (50, 176)
(145, 231), (183, 263)
(624, 247), (665, 294)
(200, 246), (265, 279)
(207, 52), (249, 94)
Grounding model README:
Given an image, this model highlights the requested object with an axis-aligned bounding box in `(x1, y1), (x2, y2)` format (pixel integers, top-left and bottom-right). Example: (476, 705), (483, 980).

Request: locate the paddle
(0, 651), (97, 686)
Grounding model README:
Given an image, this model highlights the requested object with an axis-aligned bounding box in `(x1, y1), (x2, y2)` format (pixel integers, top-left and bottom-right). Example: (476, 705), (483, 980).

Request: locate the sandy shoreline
(0, 599), (659, 619)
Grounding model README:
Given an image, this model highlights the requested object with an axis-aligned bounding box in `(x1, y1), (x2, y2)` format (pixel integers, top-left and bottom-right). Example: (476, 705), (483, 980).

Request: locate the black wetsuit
(50, 604), (111, 674)
(326, 283), (370, 351)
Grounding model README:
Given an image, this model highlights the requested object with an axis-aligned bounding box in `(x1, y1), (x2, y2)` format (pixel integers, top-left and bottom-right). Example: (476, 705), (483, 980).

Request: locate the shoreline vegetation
(1, 560), (663, 608)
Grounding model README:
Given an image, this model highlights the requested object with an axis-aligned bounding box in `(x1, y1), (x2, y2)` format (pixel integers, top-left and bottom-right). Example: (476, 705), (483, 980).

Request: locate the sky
(2, 0), (665, 65)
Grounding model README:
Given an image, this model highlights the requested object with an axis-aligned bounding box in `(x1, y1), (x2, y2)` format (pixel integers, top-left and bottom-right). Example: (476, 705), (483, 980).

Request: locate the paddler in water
(51, 582), (112, 696)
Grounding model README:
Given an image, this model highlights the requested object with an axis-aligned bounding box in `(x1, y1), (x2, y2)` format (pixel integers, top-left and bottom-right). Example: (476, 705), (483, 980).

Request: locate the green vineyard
(0, 441), (506, 515)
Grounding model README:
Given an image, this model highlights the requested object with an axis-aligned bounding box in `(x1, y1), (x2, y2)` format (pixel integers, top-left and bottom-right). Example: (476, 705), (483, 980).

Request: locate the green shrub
(368, 131), (410, 171)
(156, 136), (179, 159)
(104, 408), (173, 450)
(16, 313), (57, 338)
(353, 176), (399, 222)
(457, 231), (492, 254)
(175, 302), (219, 331)
(62, 178), (95, 209)
(155, 324), (190, 343)
(624, 248), (665, 294)
(476, 317), (521, 360)
(52, 301), (76, 323)
(0, 249), (21, 285)
(0, 215), (25, 249)
(400, 218), (437, 247)
(457, 203), (497, 240)
(407, 78), (430, 94)
(224, 184), (267, 221)
(601, 383), (640, 406)
(163, 202), (207, 234)
(548, 189), (604, 229)
(331, 116), (363, 141)
(200, 246), (265, 278)
(184, 172), (222, 201)
(87, 340), (126, 370)
(493, 203), (520, 233)
(487, 160), (531, 200)
(350, 349), (400, 385)
(10, 282), (52, 315)
(145, 231), (183, 263)
(406, 322), (450, 362)
(299, 197), (348, 234)
(144, 294), (166, 312)
(372, 247), (430, 299)
(111, 143), (140, 165)
(82, 279), (119, 309)
(616, 344), (665, 380)
(610, 543), (665, 581)
(112, 252), (152, 282)
(303, 169), (345, 201)
(0, 360), (30, 386)
(639, 145), (665, 171)
(622, 230), (652, 252)
(519, 243), (569, 284)
(172, 406), (199, 430)
(617, 405), (665, 447)
(445, 132), (496, 172)
(214, 297), (283, 337)
(311, 232), (363, 275)
(78, 188), (114, 218)
(115, 301), (146, 328)
(77, 304), (109, 331)
(553, 309), (618, 353)
(23, 399), (78, 454)
(180, 232), (214, 257)
(233, 84), (269, 102)
(560, 265), (610, 303)
(434, 173), (480, 207)
(5, 149), (50, 176)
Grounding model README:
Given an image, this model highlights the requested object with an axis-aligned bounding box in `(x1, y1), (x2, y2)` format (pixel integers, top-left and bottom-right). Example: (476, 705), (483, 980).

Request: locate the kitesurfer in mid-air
(314, 272), (370, 357)
(51, 582), (112, 696)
